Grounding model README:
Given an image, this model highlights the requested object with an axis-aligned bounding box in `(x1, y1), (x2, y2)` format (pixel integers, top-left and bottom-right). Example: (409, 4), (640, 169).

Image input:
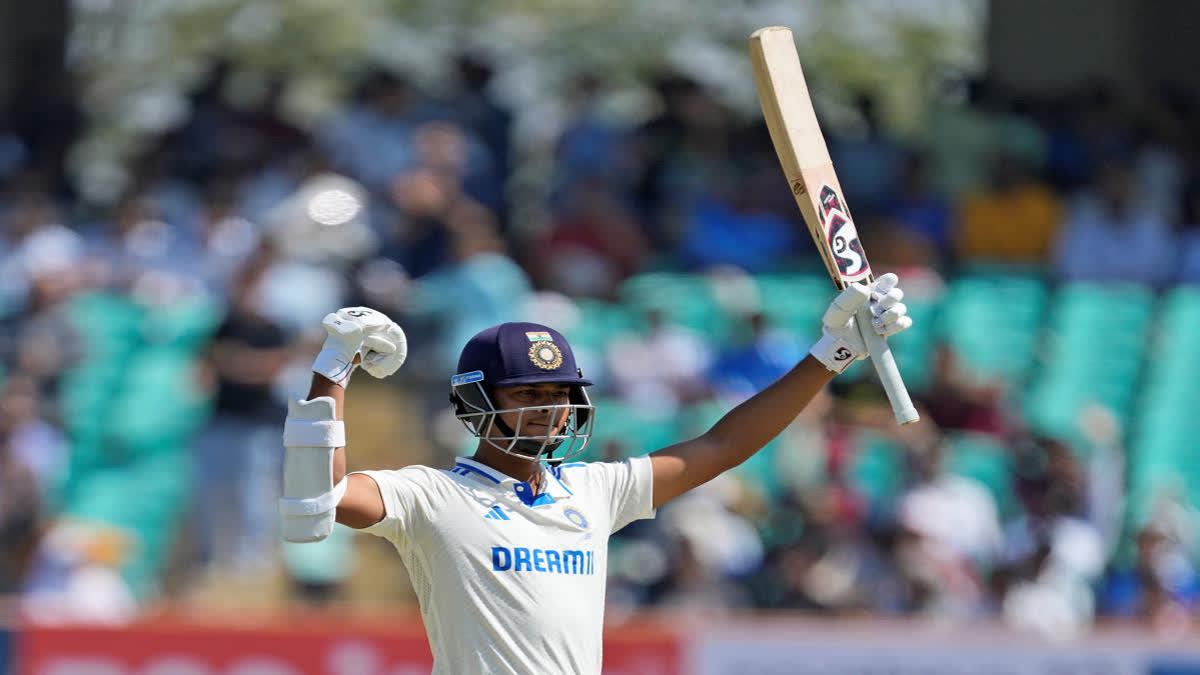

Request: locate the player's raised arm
(279, 307), (407, 542)
(649, 274), (911, 507)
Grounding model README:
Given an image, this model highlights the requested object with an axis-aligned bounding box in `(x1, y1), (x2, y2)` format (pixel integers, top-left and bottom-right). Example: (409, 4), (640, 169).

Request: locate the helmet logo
(529, 342), (563, 370)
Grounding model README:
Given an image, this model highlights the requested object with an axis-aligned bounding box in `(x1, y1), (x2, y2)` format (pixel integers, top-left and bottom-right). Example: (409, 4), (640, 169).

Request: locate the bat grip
(855, 306), (919, 425)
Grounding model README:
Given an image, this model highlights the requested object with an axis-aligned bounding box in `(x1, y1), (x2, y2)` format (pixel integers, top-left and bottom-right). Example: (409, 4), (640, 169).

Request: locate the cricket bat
(749, 26), (919, 425)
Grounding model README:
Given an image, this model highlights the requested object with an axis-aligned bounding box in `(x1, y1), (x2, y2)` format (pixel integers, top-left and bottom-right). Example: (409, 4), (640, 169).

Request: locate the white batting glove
(810, 273), (912, 374)
(311, 307), (408, 387)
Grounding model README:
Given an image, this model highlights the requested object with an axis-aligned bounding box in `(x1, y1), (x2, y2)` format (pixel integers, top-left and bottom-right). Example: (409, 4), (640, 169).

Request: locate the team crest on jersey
(528, 341), (563, 370)
(563, 507), (590, 530)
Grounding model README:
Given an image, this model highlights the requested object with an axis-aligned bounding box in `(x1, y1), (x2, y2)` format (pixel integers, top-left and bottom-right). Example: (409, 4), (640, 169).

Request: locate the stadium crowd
(1, 55), (1199, 641)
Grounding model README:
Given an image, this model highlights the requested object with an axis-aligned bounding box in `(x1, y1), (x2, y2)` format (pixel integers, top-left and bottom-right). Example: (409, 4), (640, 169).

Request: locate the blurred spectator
(555, 75), (637, 190)
(652, 535), (751, 615)
(191, 180), (262, 296)
(884, 152), (953, 258)
(922, 77), (1004, 198)
(0, 375), (67, 501)
(1053, 157), (1176, 286)
(191, 243), (292, 576)
(1176, 179), (1200, 284)
(378, 121), (492, 280)
(955, 152), (1061, 265)
(708, 311), (801, 402)
(450, 53), (512, 204)
(605, 308), (712, 413)
(999, 437), (1105, 640)
(1101, 519), (1200, 632)
(895, 430), (1002, 619)
(163, 61), (244, 184)
(403, 210), (532, 375)
(630, 75), (733, 250)
(317, 70), (418, 192)
(538, 178), (650, 298)
(235, 75), (309, 169)
(89, 190), (205, 305)
(413, 119), (502, 222)
(676, 181), (798, 272)
(921, 345), (1011, 437)
(653, 485), (761, 613)
(1133, 88), (1191, 223)
(20, 522), (136, 625)
(828, 93), (905, 218)
(382, 166), (456, 279)
(0, 195), (85, 406)
(0, 432), (43, 595)
(0, 189), (84, 313)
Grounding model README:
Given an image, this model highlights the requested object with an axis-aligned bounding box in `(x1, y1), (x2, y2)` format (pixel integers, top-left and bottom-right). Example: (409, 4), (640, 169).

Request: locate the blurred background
(3, 0), (1200, 672)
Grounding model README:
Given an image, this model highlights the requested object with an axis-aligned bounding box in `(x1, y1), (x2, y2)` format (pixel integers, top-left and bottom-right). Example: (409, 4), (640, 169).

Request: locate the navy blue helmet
(450, 322), (594, 462)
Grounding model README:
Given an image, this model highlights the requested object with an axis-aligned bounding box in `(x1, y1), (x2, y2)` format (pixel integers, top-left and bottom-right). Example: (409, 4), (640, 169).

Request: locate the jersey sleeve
(347, 466), (434, 550)
(569, 455), (656, 534)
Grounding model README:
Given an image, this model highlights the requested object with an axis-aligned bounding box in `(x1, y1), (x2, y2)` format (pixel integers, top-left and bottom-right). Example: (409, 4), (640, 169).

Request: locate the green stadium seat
(888, 293), (941, 393)
(754, 275), (833, 339)
(564, 300), (644, 351)
(142, 296), (223, 352)
(584, 397), (681, 460)
(937, 274), (1047, 383)
(945, 431), (1015, 517)
(1024, 282), (1154, 446)
(65, 292), (144, 362)
(107, 349), (211, 455)
(849, 432), (904, 510)
(619, 273), (730, 343)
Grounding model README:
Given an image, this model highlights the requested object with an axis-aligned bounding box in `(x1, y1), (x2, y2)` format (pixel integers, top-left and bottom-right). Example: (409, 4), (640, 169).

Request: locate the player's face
(491, 383), (572, 438)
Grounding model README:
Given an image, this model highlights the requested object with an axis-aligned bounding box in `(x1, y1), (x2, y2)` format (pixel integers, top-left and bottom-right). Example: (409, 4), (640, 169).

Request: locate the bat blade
(750, 26), (919, 425)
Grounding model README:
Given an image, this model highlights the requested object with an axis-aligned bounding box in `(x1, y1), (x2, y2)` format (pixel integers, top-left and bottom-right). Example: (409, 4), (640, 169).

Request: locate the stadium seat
(141, 296), (223, 353)
(619, 273), (730, 342)
(106, 349), (211, 455)
(64, 450), (190, 598)
(849, 432), (904, 513)
(887, 291), (941, 393)
(1127, 285), (1200, 517)
(584, 397), (681, 460)
(1024, 282), (1154, 447)
(936, 274), (1048, 383)
(944, 431), (1015, 518)
(754, 274), (832, 339)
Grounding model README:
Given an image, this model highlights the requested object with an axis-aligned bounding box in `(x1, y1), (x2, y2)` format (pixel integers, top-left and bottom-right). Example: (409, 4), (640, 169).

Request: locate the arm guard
(279, 396), (347, 542)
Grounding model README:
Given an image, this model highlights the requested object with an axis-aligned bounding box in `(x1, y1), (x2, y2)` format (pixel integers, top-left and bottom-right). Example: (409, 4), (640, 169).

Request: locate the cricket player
(279, 275), (910, 674)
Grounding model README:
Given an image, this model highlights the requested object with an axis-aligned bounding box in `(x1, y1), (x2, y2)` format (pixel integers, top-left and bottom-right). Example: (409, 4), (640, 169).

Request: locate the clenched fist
(311, 307), (408, 387)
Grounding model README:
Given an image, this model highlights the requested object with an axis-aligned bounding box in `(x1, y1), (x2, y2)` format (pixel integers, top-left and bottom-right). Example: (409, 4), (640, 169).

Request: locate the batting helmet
(449, 322), (594, 462)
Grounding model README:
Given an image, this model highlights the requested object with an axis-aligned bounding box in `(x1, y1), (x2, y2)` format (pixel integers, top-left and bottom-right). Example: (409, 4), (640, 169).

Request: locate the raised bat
(750, 25), (919, 425)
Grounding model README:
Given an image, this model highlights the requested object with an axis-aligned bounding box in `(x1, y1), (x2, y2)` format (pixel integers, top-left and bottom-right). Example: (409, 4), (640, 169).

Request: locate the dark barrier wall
(989, 0), (1200, 98)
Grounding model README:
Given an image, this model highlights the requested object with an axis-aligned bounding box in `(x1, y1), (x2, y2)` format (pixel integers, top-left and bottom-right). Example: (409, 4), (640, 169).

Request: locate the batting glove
(810, 273), (911, 374)
(311, 307), (408, 387)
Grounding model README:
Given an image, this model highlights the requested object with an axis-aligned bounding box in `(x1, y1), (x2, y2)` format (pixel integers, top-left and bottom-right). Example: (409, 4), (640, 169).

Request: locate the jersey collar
(453, 457), (574, 504)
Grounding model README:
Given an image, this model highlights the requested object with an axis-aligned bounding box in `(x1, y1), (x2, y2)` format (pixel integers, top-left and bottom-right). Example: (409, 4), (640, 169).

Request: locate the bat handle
(855, 306), (920, 425)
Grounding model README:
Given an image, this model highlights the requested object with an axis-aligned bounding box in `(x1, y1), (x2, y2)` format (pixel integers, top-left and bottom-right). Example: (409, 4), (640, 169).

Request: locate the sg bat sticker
(817, 185), (845, 224)
(817, 186), (871, 282)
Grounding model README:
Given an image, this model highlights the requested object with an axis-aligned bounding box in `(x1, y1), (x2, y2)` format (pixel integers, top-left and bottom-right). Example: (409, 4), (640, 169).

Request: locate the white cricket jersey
(352, 455), (655, 675)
